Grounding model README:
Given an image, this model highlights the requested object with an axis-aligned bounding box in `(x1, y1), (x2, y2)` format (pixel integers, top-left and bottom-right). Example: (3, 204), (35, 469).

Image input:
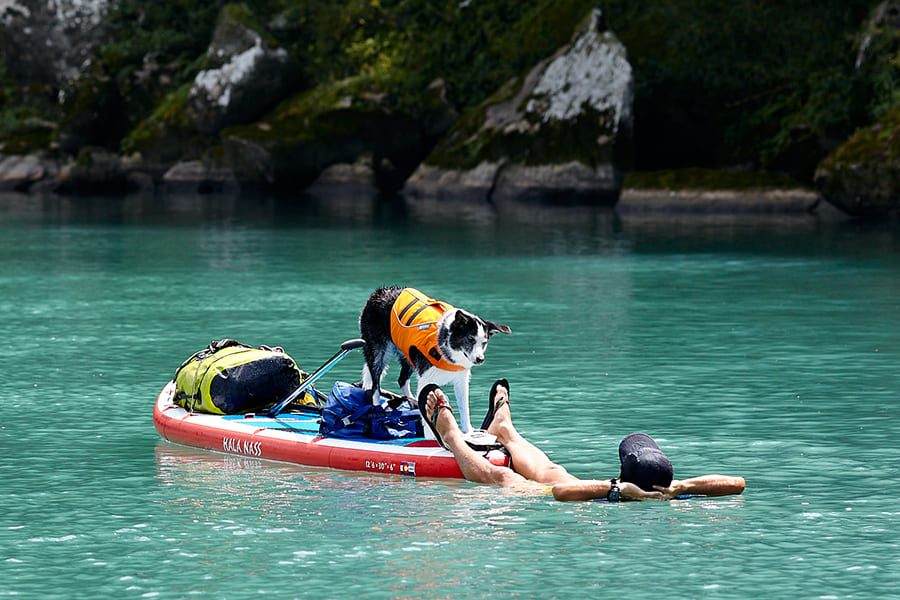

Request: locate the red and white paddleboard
(154, 381), (510, 479)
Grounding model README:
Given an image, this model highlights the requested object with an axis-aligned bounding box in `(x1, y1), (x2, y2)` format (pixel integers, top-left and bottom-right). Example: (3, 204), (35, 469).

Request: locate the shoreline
(0, 182), (854, 221)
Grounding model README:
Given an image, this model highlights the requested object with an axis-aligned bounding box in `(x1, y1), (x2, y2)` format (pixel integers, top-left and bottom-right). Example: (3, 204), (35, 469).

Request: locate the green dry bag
(173, 339), (309, 414)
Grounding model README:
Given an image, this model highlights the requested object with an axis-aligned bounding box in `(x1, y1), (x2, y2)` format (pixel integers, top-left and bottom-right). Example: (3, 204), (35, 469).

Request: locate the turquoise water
(1, 191), (898, 599)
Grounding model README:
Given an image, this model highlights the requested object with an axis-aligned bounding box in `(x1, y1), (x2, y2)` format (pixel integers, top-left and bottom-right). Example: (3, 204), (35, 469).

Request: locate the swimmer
(419, 380), (745, 501)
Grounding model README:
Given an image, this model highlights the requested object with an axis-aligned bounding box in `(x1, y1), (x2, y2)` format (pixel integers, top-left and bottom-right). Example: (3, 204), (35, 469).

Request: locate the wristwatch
(607, 478), (621, 502)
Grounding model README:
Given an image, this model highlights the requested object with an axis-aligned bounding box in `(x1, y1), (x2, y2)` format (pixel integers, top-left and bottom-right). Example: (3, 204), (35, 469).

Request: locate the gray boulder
(405, 9), (633, 205)
(162, 160), (239, 194)
(186, 5), (293, 135)
(0, 154), (59, 191)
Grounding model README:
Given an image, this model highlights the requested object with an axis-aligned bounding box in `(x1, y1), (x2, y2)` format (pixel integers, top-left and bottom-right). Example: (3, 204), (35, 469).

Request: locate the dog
(359, 286), (511, 435)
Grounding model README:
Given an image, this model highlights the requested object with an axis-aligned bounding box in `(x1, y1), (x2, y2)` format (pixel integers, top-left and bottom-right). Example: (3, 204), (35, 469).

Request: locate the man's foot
(483, 379), (512, 436)
(418, 384), (454, 447)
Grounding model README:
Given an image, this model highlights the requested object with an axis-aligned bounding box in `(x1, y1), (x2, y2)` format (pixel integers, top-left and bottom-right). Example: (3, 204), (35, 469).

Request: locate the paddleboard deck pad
(154, 381), (510, 478)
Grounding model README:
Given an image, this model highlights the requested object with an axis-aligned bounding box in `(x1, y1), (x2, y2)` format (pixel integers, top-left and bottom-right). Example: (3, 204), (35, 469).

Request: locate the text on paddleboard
(223, 437), (262, 457)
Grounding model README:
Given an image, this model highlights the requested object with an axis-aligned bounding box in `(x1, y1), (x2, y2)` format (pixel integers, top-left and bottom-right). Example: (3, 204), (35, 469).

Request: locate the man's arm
(552, 475), (745, 502)
(551, 479), (663, 502)
(654, 475), (745, 498)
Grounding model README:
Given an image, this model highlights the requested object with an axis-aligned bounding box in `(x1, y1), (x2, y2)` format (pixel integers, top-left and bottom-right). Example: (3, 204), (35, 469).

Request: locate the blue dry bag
(319, 381), (423, 440)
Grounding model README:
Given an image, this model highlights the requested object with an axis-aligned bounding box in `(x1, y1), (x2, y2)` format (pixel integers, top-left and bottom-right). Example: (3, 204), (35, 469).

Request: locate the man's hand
(651, 481), (685, 499)
(620, 481), (664, 500)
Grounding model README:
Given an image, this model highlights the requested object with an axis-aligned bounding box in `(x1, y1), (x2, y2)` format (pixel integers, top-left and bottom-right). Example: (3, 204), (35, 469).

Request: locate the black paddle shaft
(267, 338), (365, 417)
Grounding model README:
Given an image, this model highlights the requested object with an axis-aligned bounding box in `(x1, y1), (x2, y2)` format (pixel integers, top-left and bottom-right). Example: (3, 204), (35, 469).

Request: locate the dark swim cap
(618, 432), (674, 491)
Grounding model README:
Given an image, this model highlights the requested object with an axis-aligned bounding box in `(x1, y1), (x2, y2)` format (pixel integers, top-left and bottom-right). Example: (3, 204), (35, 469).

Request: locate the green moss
(819, 106), (900, 169)
(623, 168), (807, 191)
(122, 83), (190, 152)
(222, 72), (409, 145)
(121, 83), (216, 161)
(423, 76), (530, 169)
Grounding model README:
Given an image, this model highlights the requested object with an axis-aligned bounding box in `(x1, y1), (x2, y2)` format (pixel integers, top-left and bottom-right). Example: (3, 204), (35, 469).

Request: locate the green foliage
(253, 0), (596, 110)
(391, 0), (597, 108)
(0, 57), (58, 152)
(100, 0), (223, 78)
(600, 0), (878, 175)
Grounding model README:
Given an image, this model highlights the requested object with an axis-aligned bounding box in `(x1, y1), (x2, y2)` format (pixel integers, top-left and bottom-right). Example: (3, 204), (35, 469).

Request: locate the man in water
(419, 381), (745, 501)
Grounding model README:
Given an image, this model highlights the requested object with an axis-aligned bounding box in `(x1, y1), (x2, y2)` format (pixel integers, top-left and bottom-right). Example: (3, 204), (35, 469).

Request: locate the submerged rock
(405, 8), (633, 205)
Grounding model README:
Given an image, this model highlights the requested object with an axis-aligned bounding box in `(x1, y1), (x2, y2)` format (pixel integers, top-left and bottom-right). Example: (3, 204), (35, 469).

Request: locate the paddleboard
(153, 381), (510, 478)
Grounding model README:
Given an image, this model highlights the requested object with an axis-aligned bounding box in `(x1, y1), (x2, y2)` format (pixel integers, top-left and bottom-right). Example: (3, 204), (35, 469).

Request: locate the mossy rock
(814, 107), (900, 216)
(425, 10), (631, 171)
(185, 3), (298, 135)
(122, 83), (218, 164)
(212, 4), (281, 61)
(221, 75), (454, 191)
(409, 8), (632, 205)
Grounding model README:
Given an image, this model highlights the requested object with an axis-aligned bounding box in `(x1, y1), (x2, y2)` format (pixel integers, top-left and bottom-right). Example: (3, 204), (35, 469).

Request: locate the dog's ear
(450, 310), (475, 334)
(483, 320), (511, 337)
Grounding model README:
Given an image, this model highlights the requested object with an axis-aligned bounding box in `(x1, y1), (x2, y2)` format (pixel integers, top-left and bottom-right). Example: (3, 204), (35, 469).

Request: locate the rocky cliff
(1, 0), (898, 217)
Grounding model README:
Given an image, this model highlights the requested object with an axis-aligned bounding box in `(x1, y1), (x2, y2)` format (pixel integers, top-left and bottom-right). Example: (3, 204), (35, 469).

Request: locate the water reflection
(4, 188), (898, 262)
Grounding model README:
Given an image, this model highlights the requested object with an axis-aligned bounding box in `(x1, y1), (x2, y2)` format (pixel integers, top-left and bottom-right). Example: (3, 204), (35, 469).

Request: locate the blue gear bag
(319, 381), (423, 440)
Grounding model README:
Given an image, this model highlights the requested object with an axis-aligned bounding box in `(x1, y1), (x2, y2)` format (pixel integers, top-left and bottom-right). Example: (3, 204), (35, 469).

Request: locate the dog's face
(440, 309), (511, 369)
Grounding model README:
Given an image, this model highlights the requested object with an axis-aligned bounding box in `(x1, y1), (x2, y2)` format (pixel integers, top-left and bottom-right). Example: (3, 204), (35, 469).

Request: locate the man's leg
(484, 383), (579, 485)
(425, 389), (525, 487)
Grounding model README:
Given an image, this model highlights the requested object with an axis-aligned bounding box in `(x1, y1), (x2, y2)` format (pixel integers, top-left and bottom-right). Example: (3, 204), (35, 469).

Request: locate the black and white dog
(359, 286), (511, 435)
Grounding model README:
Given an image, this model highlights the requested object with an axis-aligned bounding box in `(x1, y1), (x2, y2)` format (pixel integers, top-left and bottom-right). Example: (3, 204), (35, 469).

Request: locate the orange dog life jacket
(390, 288), (466, 372)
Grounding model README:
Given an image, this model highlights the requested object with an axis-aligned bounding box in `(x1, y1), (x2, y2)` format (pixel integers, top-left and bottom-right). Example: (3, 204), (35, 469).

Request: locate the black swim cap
(618, 432), (674, 491)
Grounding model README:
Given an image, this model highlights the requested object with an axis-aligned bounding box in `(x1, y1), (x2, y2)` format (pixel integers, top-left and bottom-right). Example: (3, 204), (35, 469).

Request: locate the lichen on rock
(186, 4), (294, 135)
(525, 12), (632, 129)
